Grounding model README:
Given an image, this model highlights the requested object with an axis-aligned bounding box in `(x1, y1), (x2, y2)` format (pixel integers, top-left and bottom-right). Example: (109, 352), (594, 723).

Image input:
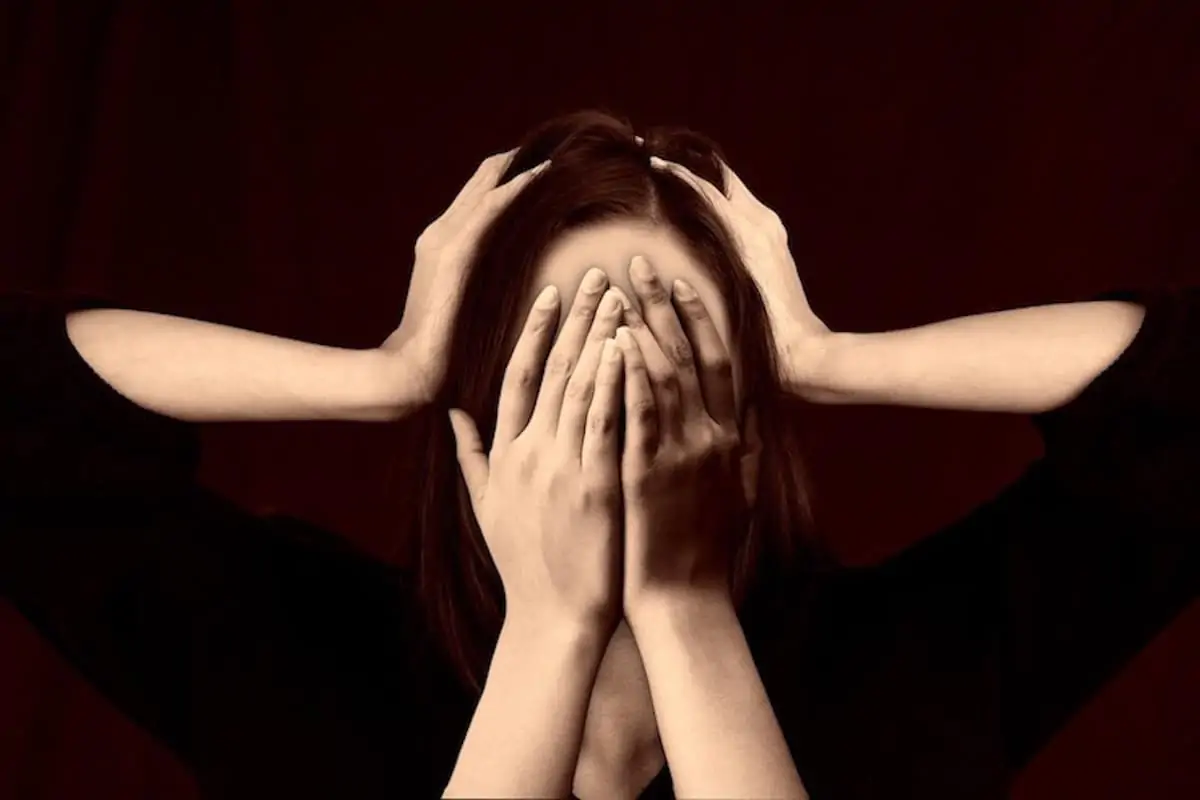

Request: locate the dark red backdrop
(2, 1), (1198, 797)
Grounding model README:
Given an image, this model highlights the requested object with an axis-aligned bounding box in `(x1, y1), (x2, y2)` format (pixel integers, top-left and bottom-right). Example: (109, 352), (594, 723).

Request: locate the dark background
(1, 1), (1198, 797)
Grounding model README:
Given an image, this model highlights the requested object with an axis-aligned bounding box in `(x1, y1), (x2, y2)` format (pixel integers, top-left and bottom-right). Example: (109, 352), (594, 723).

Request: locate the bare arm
(65, 308), (423, 423)
(629, 596), (808, 800)
(442, 618), (608, 798)
(790, 300), (1147, 413)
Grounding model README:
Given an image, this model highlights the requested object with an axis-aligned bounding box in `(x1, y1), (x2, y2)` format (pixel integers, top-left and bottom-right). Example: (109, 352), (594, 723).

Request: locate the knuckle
(587, 410), (614, 435)
(641, 282), (669, 305)
(653, 368), (680, 393)
(478, 187), (499, 207)
(545, 351), (574, 377)
(624, 467), (653, 495)
(527, 312), (555, 334)
(571, 300), (598, 320)
(516, 449), (540, 482)
(622, 305), (647, 327)
(580, 478), (617, 507)
(510, 364), (539, 389)
(564, 375), (593, 400)
(625, 356), (648, 376)
(693, 425), (718, 450)
(660, 385), (682, 413)
(542, 452), (568, 481)
(663, 336), (694, 367)
(632, 399), (657, 425)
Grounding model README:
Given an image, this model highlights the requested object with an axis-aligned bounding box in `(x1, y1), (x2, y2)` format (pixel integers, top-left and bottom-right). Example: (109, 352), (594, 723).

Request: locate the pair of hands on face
(448, 257), (747, 635)
(393, 146), (826, 634)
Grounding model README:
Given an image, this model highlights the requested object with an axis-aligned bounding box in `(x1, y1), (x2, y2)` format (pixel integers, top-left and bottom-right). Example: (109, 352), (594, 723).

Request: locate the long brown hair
(403, 109), (835, 696)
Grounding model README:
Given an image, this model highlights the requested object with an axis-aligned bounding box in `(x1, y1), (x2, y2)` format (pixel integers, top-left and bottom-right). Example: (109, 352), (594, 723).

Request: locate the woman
(411, 112), (836, 798)
(0, 109), (1195, 799)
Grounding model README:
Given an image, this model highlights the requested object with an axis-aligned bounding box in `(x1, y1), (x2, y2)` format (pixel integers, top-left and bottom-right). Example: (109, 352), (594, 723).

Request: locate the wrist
(626, 590), (738, 641)
(781, 330), (855, 404)
(368, 340), (436, 420)
(499, 612), (612, 663)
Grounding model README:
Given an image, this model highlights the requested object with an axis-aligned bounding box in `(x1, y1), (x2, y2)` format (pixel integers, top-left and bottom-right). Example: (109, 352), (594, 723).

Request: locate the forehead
(530, 220), (733, 351)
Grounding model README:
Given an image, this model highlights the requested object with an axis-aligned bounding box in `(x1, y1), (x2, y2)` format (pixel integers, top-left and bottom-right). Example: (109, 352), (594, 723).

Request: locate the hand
(649, 155), (833, 392)
(382, 149), (550, 402)
(447, 269), (628, 637)
(614, 255), (750, 617)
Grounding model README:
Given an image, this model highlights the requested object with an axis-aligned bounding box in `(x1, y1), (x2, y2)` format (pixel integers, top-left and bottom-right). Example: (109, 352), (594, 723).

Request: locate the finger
(651, 155), (764, 260)
(650, 155), (734, 215)
(448, 408), (488, 505)
(529, 267), (611, 430)
(580, 337), (624, 470)
(655, 155), (780, 239)
(626, 255), (707, 422)
(481, 159), (551, 212)
(448, 147), (518, 212)
(671, 279), (738, 429)
(457, 159), (550, 242)
(619, 286), (684, 441)
(451, 155), (549, 244)
(557, 287), (628, 451)
(716, 157), (760, 210)
(615, 326), (659, 462)
(494, 284), (560, 450)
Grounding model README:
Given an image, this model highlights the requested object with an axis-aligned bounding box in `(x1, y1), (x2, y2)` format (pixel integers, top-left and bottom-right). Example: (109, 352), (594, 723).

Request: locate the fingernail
(535, 285), (558, 308)
(649, 156), (667, 169)
(599, 288), (621, 316)
(603, 337), (620, 361)
(672, 279), (697, 301)
(607, 286), (632, 310)
(583, 267), (608, 292)
(530, 159), (551, 175)
(629, 256), (653, 282)
(615, 326), (635, 348)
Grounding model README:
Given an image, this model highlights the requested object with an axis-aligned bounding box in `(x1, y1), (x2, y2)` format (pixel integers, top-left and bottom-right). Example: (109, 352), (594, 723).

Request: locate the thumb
(447, 408), (488, 502)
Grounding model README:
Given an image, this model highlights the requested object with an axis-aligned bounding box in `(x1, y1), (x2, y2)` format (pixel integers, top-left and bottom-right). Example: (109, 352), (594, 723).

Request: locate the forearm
(793, 300), (1146, 413)
(628, 596), (808, 800)
(65, 308), (422, 422)
(442, 618), (607, 799)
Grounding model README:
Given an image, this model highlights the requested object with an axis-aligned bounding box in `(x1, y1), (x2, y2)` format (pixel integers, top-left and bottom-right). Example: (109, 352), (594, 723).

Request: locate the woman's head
(407, 109), (833, 695)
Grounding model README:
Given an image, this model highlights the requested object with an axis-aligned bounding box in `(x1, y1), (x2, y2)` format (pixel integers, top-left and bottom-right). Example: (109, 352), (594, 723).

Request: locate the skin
(526, 219), (744, 412)
(518, 218), (747, 797)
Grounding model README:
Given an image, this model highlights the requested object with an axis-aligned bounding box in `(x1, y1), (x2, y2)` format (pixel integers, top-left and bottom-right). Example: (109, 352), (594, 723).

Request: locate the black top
(1, 285), (1196, 800)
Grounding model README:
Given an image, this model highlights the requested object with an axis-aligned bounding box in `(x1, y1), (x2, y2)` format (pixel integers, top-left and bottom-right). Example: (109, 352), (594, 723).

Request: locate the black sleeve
(858, 285), (1199, 774)
(0, 290), (415, 770)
